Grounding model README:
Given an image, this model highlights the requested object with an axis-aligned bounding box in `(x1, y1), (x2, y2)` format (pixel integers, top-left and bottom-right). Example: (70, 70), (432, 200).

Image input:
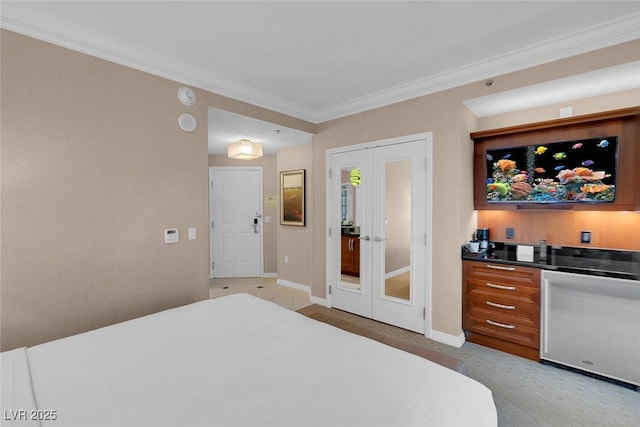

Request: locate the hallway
(209, 277), (311, 311)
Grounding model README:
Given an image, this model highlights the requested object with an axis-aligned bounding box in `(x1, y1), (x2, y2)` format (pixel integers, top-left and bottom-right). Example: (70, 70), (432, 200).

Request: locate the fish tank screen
(485, 136), (618, 203)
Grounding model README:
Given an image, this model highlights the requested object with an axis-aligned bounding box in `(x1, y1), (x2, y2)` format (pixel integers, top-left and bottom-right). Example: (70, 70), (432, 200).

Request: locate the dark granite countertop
(462, 242), (640, 281)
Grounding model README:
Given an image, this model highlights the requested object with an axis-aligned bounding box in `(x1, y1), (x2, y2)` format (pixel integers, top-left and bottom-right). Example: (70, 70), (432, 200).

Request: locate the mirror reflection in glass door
(340, 167), (361, 290)
(383, 159), (411, 301)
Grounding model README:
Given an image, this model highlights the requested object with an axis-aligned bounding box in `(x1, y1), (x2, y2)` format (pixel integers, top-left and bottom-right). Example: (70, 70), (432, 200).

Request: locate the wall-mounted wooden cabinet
(471, 107), (640, 211)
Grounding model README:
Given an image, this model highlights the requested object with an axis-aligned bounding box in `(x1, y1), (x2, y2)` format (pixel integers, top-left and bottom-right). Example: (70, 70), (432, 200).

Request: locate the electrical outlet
(580, 231), (591, 244)
(284, 255), (289, 264)
(506, 227), (515, 239)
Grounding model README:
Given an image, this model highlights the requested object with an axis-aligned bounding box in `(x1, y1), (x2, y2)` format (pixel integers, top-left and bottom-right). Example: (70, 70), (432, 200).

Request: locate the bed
(1, 293), (497, 426)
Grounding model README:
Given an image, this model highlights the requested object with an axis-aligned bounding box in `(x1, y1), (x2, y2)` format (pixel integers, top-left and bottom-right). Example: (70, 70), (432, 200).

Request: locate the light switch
(188, 227), (196, 240)
(264, 216), (272, 223)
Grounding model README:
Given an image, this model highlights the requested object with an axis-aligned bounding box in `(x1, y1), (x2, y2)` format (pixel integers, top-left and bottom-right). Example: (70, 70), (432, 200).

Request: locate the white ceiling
(2, 1), (640, 154)
(208, 107), (313, 155)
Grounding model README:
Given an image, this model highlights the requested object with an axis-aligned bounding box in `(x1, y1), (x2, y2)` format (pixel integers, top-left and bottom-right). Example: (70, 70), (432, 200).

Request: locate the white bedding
(2, 294), (497, 426)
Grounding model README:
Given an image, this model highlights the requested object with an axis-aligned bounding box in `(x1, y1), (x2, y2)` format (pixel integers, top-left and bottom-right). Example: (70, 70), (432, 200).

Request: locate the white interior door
(210, 167), (263, 278)
(371, 141), (426, 333)
(329, 149), (373, 318)
(328, 137), (429, 334)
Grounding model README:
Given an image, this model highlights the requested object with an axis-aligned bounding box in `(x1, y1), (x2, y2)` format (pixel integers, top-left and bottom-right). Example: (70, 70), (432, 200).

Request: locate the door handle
(359, 235), (370, 241)
(373, 236), (385, 242)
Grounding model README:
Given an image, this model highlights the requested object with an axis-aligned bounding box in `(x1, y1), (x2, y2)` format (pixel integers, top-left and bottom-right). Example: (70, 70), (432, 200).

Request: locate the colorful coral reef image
(486, 136), (617, 203)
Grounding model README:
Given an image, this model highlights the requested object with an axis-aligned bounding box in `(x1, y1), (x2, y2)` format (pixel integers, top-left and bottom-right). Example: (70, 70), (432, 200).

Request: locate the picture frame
(280, 169), (305, 226)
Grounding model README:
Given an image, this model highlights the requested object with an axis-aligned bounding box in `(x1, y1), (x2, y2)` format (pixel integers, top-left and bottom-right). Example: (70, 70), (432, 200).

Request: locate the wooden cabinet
(341, 236), (360, 276)
(470, 107), (640, 211)
(463, 260), (541, 361)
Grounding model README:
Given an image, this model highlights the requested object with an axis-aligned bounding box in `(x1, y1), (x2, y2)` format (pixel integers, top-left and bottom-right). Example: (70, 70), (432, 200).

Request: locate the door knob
(374, 236), (385, 242)
(359, 235), (370, 241)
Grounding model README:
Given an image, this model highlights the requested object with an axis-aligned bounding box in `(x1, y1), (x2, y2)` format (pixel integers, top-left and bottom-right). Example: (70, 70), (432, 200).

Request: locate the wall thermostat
(164, 228), (179, 244)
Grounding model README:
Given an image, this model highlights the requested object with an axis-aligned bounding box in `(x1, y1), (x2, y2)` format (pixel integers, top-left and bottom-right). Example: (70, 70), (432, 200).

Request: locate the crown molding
(314, 12), (640, 122)
(2, 3), (639, 124)
(0, 3), (318, 123)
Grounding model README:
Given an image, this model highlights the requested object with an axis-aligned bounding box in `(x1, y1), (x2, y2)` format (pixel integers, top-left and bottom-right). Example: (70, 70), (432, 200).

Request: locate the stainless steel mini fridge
(541, 270), (640, 386)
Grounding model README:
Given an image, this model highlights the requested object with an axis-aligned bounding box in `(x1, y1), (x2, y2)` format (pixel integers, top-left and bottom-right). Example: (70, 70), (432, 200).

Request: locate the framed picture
(280, 169), (305, 226)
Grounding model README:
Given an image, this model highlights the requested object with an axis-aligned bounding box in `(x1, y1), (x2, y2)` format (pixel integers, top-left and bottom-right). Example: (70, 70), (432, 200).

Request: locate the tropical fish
(552, 152), (566, 160)
(535, 146), (547, 155)
(582, 160), (594, 166)
(487, 178), (494, 184)
(486, 154), (493, 161)
(534, 167), (546, 173)
(572, 143), (583, 149)
(554, 165), (565, 171)
(597, 139), (609, 148)
(502, 154), (511, 159)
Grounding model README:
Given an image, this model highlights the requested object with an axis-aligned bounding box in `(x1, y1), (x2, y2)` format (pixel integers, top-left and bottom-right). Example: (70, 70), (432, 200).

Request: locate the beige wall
(277, 143), (314, 287)
(0, 30), (314, 351)
(0, 30), (210, 350)
(311, 39), (640, 337)
(208, 154), (278, 274)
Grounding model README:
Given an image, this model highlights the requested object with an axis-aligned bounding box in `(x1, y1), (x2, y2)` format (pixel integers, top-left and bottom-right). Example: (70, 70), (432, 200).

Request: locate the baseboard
(275, 279), (327, 306)
(262, 272), (278, 278)
(428, 329), (465, 348)
(276, 279), (310, 295)
(309, 296), (328, 306)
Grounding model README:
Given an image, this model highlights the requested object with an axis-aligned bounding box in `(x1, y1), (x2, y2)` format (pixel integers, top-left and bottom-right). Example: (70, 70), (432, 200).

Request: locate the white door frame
(325, 132), (433, 336)
(209, 166), (264, 279)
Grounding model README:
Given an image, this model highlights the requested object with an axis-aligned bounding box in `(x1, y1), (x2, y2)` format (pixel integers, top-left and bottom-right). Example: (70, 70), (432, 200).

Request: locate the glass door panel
(330, 149), (372, 319)
(371, 140), (426, 333)
(340, 167), (362, 291)
(383, 159), (412, 301)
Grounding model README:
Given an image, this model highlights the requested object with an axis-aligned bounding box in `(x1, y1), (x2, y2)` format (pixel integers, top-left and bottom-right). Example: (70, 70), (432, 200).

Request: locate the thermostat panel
(164, 228), (179, 244)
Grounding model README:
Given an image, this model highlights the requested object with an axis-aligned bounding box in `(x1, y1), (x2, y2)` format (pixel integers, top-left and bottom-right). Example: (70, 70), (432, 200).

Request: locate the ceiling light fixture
(227, 139), (263, 160)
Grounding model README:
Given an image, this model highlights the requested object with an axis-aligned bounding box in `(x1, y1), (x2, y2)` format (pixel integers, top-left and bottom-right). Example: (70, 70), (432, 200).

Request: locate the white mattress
(2, 294), (497, 426)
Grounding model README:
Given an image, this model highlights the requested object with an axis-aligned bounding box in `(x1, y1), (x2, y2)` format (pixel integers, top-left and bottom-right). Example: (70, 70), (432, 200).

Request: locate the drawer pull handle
(486, 282), (516, 291)
(486, 264), (516, 271)
(486, 319), (516, 329)
(486, 301), (515, 310)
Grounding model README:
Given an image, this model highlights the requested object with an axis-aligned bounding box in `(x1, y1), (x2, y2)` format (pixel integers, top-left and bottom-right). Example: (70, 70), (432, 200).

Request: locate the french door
(328, 136), (429, 333)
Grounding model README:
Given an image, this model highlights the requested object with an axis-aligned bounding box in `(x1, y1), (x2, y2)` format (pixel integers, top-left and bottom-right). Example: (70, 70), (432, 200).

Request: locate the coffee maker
(477, 228), (490, 250)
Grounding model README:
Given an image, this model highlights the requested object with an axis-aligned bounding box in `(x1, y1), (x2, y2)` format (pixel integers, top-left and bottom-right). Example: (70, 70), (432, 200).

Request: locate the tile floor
(209, 277), (312, 311)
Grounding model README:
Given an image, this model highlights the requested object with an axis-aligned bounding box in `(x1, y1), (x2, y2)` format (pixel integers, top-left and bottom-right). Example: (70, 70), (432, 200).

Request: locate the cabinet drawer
(465, 261), (540, 290)
(465, 311), (539, 349)
(466, 277), (540, 303)
(465, 292), (539, 328)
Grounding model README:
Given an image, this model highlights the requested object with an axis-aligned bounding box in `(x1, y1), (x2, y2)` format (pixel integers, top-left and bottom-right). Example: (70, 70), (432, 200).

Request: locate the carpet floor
(297, 304), (639, 427)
